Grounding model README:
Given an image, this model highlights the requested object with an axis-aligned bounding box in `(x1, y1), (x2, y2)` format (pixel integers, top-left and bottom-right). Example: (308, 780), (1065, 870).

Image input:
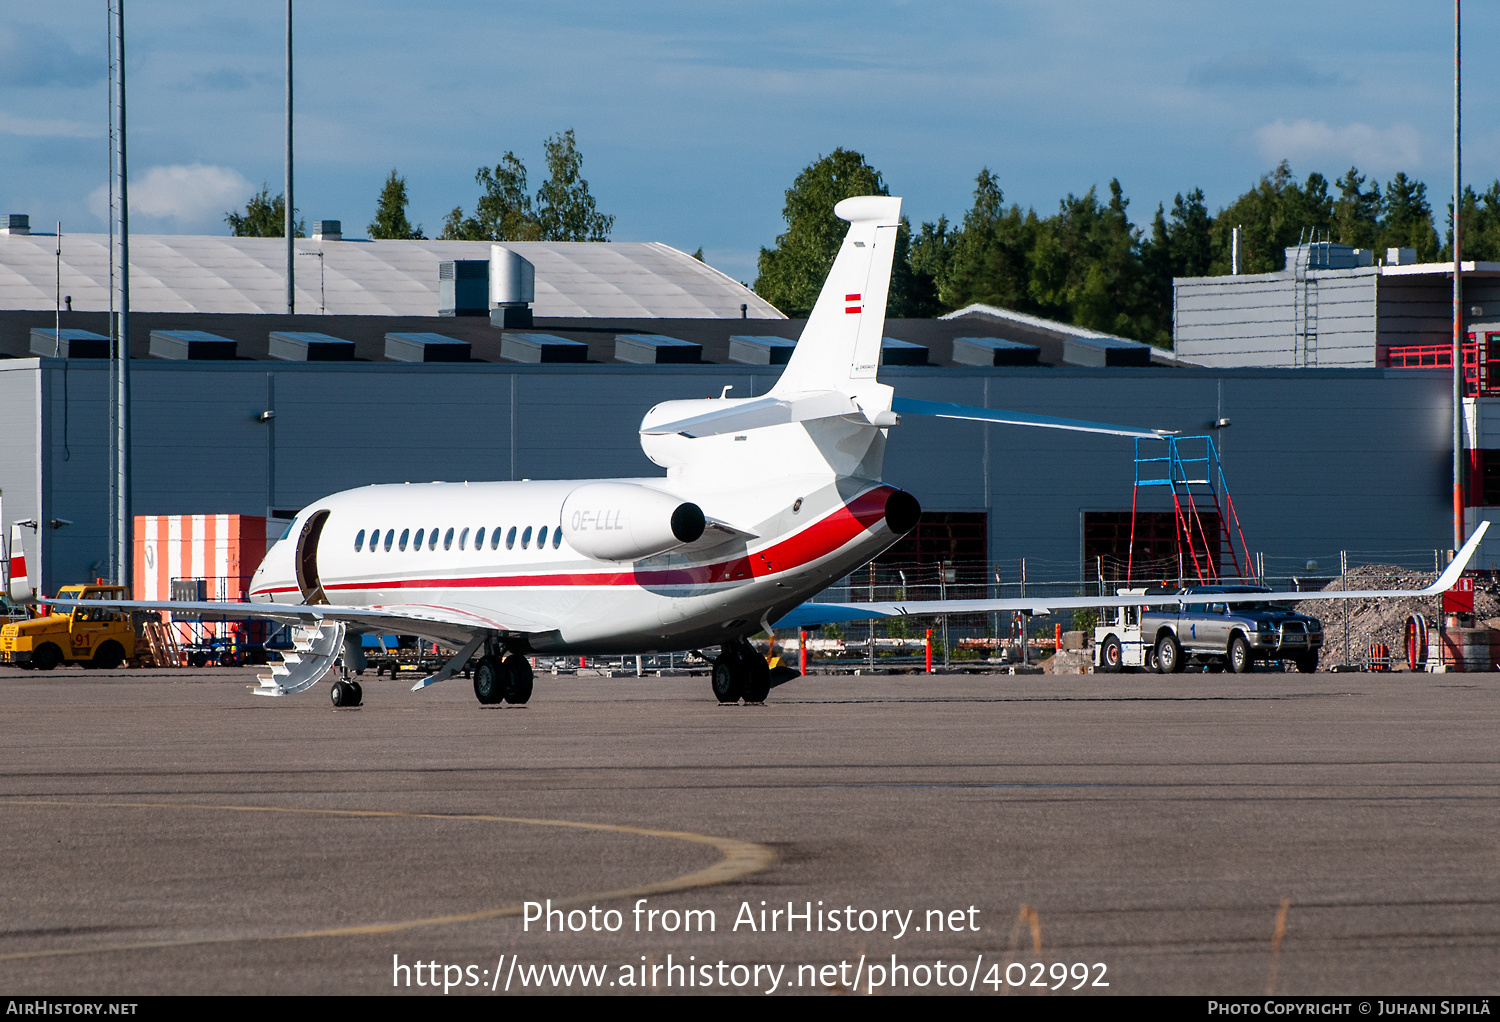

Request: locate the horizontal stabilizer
(891, 396), (1168, 439)
(640, 390), (859, 438)
(776, 522), (1490, 628)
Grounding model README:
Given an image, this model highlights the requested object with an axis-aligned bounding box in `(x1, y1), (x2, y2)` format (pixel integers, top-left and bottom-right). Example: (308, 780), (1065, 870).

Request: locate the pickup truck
(1095, 585), (1323, 674)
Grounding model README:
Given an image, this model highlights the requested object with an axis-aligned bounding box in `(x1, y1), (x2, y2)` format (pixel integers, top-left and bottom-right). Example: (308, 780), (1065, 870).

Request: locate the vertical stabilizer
(771, 196), (902, 397)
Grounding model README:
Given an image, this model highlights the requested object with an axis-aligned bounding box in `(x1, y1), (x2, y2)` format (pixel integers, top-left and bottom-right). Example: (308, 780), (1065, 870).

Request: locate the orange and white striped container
(134, 515), (272, 602)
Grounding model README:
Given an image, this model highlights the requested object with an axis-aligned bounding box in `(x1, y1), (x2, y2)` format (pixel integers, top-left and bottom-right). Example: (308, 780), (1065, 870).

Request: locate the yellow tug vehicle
(0, 584), (135, 671)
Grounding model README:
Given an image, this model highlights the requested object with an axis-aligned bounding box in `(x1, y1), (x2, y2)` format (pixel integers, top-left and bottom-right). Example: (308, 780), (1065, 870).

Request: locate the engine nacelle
(561, 483), (706, 562)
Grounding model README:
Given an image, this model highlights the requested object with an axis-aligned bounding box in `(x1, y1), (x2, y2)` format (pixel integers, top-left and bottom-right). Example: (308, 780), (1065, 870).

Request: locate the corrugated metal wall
(5, 359), (1454, 593)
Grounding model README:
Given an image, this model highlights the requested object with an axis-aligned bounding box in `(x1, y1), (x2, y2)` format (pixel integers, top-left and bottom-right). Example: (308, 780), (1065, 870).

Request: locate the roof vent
(951, 336), (1040, 367)
(1386, 247), (1418, 266)
(269, 331), (356, 361)
(614, 334), (702, 365)
(312, 220), (342, 241)
(880, 337), (928, 366)
(30, 328), (108, 358)
(385, 332), (470, 362)
(149, 330), (238, 360)
(1, 214), (30, 236)
(489, 246), (535, 328)
(1062, 335), (1151, 367)
(728, 335), (796, 365)
(500, 332), (588, 364)
(439, 260), (489, 317)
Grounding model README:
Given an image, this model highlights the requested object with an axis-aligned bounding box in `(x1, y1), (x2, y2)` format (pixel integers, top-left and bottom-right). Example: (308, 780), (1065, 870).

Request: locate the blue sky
(3, 2), (1496, 283)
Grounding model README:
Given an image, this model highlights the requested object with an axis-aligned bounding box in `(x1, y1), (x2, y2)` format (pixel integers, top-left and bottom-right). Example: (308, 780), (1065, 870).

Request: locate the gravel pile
(1293, 566), (1500, 668)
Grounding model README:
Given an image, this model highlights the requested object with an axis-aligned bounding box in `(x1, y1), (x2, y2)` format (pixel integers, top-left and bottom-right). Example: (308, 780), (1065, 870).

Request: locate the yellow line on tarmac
(0, 799), (776, 961)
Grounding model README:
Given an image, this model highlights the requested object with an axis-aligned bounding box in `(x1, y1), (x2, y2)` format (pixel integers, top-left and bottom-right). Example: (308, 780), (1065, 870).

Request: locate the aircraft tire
(1098, 635), (1122, 673)
(350, 681), (363, 704)
(711, 656), (743, 703)
(473, 657), (505, 704)
(330, 680), (352, 707)
(503, 654), (533, 704)
(742, 654), (771, 703)
(1155, 634), (1184, 674)
(32, 644), (61, 672)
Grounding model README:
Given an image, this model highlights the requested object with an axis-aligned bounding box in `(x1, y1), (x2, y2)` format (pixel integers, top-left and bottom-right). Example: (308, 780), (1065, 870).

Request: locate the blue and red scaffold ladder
(1127, 435), (1254, 584)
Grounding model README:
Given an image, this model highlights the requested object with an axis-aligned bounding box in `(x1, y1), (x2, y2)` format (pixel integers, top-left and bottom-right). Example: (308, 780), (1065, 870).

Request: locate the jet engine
(561, 483), (706, 562)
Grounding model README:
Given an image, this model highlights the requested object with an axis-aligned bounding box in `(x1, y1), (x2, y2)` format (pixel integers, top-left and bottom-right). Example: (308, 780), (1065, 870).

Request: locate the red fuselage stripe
(256, 486), (894, 597)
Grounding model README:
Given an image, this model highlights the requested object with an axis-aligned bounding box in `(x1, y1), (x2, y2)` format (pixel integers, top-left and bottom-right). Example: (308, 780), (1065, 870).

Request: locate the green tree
(367, 169), (425, 240)
(1207, 162), (1333, 273)
(534, 129), (614, 242)
(1446, 180), (1500, 262)
(1332, 167), (1381, 248)
(225, 184), (304, 238)
(1379, 172), (1439, 262)
(937, 168), (1036, 314)
(754, 148), (889, 317)
(441, 131), (613, 243)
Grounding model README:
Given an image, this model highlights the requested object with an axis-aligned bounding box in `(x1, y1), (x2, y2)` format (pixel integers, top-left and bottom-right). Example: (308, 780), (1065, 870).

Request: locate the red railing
(1387, 336), (1500, 396)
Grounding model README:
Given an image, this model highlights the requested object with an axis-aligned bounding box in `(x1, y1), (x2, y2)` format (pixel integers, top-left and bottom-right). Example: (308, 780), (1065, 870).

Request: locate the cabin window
(521, 526), (533, 549)
(538, 526), (548, 547)
(475, 527), (486, 550)
(369, 526), (379, 552)
(354, 529), (365, 552)
(443, 527), (455, 551)
(414, 528), (425, 549)
(491, 527), (502, 550)
(506, 526), (517, 550)
(429, 528), (439, 551)
(383, 529), (395, 552)
(553, 528), (563, 549)
(398, 528), (410, 551)
(459, 527), (469, 550)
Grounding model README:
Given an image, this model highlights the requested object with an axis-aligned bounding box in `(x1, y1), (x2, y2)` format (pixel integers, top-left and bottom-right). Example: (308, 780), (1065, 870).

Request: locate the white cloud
(1252, 119), (1426, 174)
(87, 163), (253, 227)
(0, 111), (99, 138)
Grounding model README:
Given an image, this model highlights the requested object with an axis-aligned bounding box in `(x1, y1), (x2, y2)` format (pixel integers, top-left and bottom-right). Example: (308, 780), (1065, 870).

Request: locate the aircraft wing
(43, 597), (560, 647)
(774, 522), (1489, 628)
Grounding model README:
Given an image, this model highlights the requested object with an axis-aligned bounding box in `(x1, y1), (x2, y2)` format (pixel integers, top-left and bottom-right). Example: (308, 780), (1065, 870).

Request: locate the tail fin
(771, 195), (902, 397)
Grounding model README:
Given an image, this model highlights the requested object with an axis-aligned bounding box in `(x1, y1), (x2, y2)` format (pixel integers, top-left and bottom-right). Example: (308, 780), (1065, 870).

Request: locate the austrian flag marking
(845, 293), (862, 314)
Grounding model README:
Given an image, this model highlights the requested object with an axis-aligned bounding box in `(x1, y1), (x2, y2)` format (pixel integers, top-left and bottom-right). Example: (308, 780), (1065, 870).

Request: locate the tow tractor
(0, 584), (136, 670)
(1093, 588), (1163, 672)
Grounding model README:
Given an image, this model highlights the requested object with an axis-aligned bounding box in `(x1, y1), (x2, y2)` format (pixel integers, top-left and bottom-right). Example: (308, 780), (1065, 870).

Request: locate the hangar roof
(0, 233), (782, 320)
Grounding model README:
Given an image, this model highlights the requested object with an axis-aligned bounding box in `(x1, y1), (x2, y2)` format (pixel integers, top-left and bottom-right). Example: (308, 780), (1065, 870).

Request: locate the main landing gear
(711, 639), (772, 705)
(473, 649), (534, 706)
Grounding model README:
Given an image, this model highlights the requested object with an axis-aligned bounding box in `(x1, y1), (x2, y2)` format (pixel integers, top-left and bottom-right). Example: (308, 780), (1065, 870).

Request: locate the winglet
(1424, 521), (1489, 594)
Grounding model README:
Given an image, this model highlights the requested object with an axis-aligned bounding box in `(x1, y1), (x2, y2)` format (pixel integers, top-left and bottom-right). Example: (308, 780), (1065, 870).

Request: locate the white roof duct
(490, 245), (536, 306)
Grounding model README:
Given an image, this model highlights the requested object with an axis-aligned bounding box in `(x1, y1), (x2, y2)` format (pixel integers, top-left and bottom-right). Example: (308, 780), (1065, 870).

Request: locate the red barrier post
(1055, 623), (1062, 651)
(925, 628), (933, 673)
(799, 630), (807, 675)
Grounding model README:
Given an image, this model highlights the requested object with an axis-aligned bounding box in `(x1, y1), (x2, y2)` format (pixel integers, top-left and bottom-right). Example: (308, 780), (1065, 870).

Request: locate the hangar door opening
(1083, 510), (1221, 585)
(861, 512), (989, 599)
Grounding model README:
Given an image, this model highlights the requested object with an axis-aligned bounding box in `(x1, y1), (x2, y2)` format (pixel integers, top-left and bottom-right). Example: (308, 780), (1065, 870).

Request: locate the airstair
(1126, 435), (1253, 584)
(255, 620), (345, 696)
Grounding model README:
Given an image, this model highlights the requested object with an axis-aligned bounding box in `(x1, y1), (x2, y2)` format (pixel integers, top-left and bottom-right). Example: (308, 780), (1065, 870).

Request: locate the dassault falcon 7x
(52, 196), (1488, 706)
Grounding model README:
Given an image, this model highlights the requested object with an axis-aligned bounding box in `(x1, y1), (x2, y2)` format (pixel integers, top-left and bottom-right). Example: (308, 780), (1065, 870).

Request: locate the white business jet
(52, 196), (1488, 706)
